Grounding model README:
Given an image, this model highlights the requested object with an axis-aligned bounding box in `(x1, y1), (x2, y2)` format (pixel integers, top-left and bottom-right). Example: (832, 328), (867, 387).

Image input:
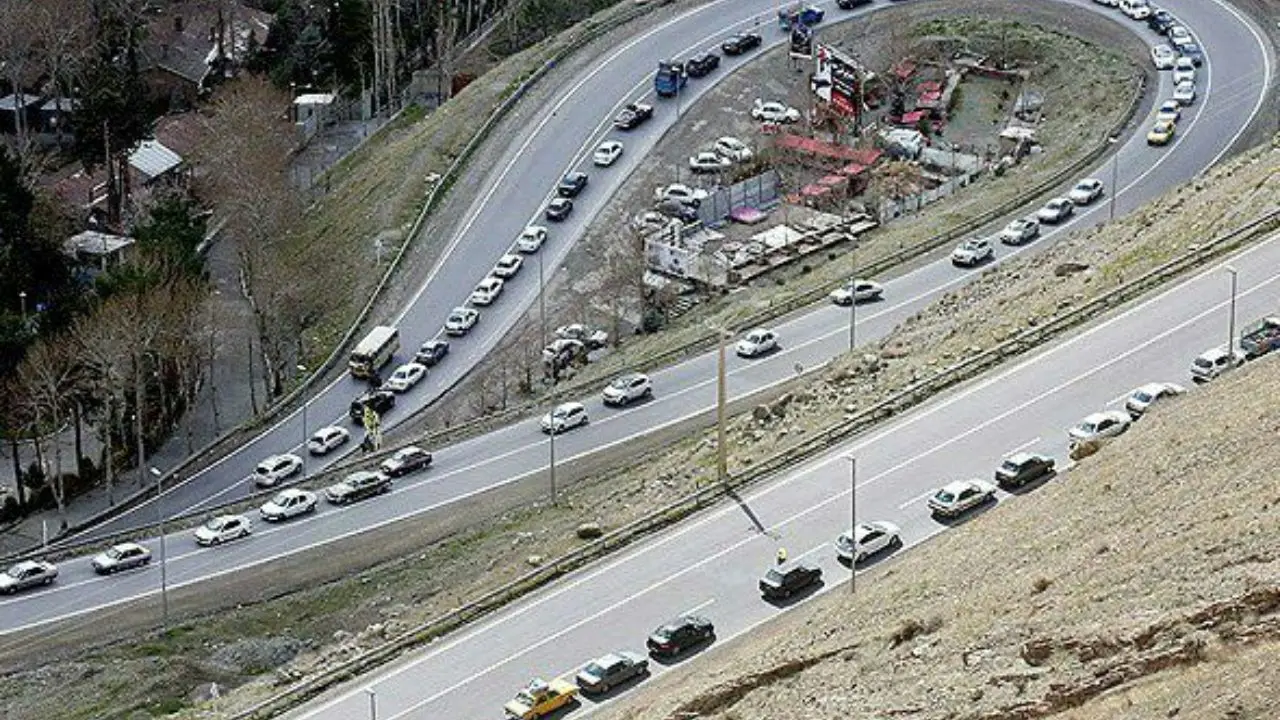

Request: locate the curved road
(0, 0), (1269, 660)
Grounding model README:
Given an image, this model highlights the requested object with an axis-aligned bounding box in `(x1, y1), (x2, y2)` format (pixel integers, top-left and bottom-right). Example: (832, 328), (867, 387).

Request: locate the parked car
(556, 171), (589, 198)
(307, 425), (351, 454)
(1177, 41), (1203, 66)
(927, 479), (997, 517)
(612, 102), (654, 130)
(602, 372), (653, 406)
(951, 237), (993, 267)
(259, 488), (319, 521)
(1125, 382), (1186, 418)
(545, 197), (574, 221)
(576, 651), (649, 694)
(1068, 410), (1132, 444)
(835, 521), (901, 564)
(541, 402), (589, 434)
(349, 388), (395, 422)
(516, 225), (547, 253)
(1167, 24), (1192, 46)
(1036, 197), (1075, 223)
(251, 453), (303, 488)
(1068, 178), (1104, 205)
(555, 323), (609, 349)
(1190, 346), (1245, 382)
(1147, 8), (1176, 34)
(469, 276), (505, 306)
(685, 52), (720, 77)
(91, 542), (152, 574)
(194, 514), (251, 546)
(999, 216), (1040, 245)
(504, 678), (578, 720)
(1147, 119), (1176, 146)
(0, 560), (57, 593)
(688, 151), (732, 173)
(759, 561), (822, 599)
(655, 182), (708, 206)
(384, 362), (428, 392)
(736, 327), (778, 357)
(646, 615), (715, 656)
(720, 32), (762, 55)
(1150, 44), (1177, 70)
(713, 136), (753, 162)
(445, 306), (480, 336)
(829, 278), (884, 305)
(543, 338), (586, 369)
(994, 452), (1056, 489)
(751, 99), (801, 123)
(656, 198), (700, 223)
(380, 446), (433, 477)
(1173, 80), (1196, 106)
(1156, 99), (1181, 124)
(593, 140), (624, 167)
(493, 254), (524, 279)
(324, 470), (392, 505)
(1172, 56), (1196, 85)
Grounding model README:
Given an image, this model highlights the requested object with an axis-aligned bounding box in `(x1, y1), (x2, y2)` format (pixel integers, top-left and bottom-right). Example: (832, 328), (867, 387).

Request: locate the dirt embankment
(603, 355), (1280, 720)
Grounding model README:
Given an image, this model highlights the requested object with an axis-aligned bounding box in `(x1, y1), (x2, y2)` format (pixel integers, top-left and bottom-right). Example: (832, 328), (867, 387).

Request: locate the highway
(284, 232), (1280, 720)
(0, 0), (1269, 635)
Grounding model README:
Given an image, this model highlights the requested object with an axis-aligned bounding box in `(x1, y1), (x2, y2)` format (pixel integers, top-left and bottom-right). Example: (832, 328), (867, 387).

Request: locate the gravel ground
(422, 0), (1148, 432)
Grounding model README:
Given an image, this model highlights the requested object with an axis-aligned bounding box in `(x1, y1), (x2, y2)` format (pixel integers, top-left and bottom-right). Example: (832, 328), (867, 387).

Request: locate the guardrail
(32, 0), (668, 554)
(226, 204), (1280, 720)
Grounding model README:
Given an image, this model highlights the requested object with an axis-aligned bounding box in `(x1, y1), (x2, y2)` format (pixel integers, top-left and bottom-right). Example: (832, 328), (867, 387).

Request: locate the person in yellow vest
(776, 546), (788, 565)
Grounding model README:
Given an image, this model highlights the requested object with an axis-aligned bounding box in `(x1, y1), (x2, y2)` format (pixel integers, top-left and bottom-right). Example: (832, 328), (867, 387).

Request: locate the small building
(129, 139), (186, 187)
(293, 92), (337, 143)
(64, 230), (135, 271)
(0, 93), (41, 134)
(139, 1), (274, 110)
(37, 98), (79, 135)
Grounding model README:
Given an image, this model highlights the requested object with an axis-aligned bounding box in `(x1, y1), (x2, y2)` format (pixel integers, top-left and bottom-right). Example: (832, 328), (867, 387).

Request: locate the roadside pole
(1226, 266), (1239, 352)
(846, 455), (856, 594)
(298, 363), (309, 478)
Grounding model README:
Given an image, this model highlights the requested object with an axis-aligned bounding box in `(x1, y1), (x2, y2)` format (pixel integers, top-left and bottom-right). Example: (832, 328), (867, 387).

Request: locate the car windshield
(1000, 460), (1021, 473)
(935, 491), (956, 503)
(514, 691), (536, 704)
(4, 564), (21, 577)
(271, 492), (291, 505)
(1193, 357), (1212, 368)
(204, 518), (226, 531)
(1078, 421), (1098, 433)
(765, 569), (784, 583)
(1134, 391), (1153, 403)
(609, 377), (631, 390)
(583, 662), (606, 676)
(106, 547), (125, 559)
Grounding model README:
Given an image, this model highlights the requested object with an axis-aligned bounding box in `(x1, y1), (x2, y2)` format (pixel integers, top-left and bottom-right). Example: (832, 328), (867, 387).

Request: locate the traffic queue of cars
(950, 176), (1104, 268)
(1137, 4), (1201, 144)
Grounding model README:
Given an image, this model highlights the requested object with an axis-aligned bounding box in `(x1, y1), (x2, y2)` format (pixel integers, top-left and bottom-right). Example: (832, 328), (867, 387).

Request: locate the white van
(349, 326), (400, 379)
(1120, 0), (1151, 19)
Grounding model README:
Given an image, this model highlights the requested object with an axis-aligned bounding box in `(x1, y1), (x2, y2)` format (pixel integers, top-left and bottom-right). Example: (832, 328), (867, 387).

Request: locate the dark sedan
(759, 561), (822, 599)
(575, 651), (649, 693)
(994, 452), (1056, 489)
(349, 389), (395, 422)
(557, 171), (589, 198)
(414, 339), (449, 366)
(721, 32), (762, 56)
(646, 615), (714, 657)
(685, 52), (720, 77)
(545, 198), (573, 221)
(379, 446), (434, 477)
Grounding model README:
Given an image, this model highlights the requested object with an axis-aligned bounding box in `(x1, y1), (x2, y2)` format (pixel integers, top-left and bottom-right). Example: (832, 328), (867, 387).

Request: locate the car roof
(557, 401), (585, 411)
(939, 480), (972, 493)
(594, 653), (625, 666)
(1003, 452), (1036, 465)
(1081, 411), (1118, 423)
(1135, 382), (1167, 394)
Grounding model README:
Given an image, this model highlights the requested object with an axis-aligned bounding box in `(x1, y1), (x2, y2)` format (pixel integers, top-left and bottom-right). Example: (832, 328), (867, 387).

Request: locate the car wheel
(211, 536), (221, 546)
(307, 503), (317, 514)
(891, 535), (903, 548)
(599, 681), (610, 693)
(854, 552), (865, 564)
(44, 577), (54, 585)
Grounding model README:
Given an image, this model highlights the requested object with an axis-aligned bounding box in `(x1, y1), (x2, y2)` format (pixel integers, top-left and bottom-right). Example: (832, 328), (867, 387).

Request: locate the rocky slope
(603, 356), (1280, 719)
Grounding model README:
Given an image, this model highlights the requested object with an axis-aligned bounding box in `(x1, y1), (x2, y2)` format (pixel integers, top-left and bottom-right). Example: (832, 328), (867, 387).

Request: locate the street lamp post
(1108, 137), (1119, 221)
(846, 455), (856, 594)
(297, 363), (309, 478)
(1226, 266), (1239, 353)
(149, 466), (169, 628)
(18, 291), (26, 323)
(706, 323), (730, 485)
(847, 248), (857, 352)
(364, 688), (377, 720)
(538, 251), (557, 506)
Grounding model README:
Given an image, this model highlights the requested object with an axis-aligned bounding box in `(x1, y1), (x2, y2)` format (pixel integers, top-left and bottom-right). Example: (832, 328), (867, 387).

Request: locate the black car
(655, 198), (699, 223)
(720, 32), (762, 56)
(379, 446), (434, 477)
(836, 0), (872, 7)
(1147, 9), (1175, 34)
(613, 102), (654, 130)
(759, 561), (823, 600)
(1176, 41), (1203, 66)
(557, 172), (589, 198)
(994, 452), (1056, 489)
(685, 52), (720, 78)
(545, 198), (573, 221)
(575, 651), (649, 694)
(646, 615), (715, 657)
(414, 339), (450, 366)
(324, 470), (392, 505)
(349, 388), (395, 422)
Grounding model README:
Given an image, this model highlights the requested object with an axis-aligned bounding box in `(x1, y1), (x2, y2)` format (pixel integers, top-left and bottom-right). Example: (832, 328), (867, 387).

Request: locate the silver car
(835, 521), (902, 563)
(0, 560), (57, 593)
(92, 542), (152, 574)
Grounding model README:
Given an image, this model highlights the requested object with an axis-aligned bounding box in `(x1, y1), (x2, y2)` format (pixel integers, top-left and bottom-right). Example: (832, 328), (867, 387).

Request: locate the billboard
(811, 44), (863, 119)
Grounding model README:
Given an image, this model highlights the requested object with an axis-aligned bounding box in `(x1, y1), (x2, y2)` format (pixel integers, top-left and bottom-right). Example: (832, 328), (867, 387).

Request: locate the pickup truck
(613, 102), (654, 130)
(1240, 315), (1280, 359)
(654, 61), (687, 97)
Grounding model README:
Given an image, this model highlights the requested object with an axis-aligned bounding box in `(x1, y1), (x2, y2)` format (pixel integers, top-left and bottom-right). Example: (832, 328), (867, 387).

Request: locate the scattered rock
(576, 521), (604, 539)
(752, 405), (773, 422)
(209, 636), (305, 674)
(526, 555), (545, 567)
(1054, 261), (1090, 276)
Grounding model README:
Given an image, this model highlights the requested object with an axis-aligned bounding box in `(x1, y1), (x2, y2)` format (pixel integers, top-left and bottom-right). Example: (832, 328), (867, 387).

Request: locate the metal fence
(698, 169), (782, 226)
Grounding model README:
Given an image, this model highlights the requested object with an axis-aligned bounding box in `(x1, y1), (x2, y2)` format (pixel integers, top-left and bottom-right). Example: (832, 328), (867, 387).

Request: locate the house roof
(153, 112), (208, 158)
(294, 93), (337, 106)
(65, 231), (134, 258)
(0, 94), (42, 111)
(40, 98), (79, 113)
(129, 139), (184, 179)
(141, 1), (275, 86)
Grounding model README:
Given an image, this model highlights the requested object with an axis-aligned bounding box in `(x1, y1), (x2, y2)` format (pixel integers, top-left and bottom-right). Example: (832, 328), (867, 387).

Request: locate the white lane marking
(898, 489), (936, 511)
(1106, 391), (1130, 407)
(1004, 437), (1042, 456)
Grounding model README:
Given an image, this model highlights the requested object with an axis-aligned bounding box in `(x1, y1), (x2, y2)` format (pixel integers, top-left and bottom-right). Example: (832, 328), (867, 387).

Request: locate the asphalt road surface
(0, 0), (1268, 651)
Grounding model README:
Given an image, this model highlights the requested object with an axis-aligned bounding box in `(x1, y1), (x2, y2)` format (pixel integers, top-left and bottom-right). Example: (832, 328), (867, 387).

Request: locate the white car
(1190, 346), (1245, 382)
(751, 99), (801, 123)
(736, 328), (778, 358)
(383, 362), (428, 393)
(194, 514), (252, 546)
(1155, 99), (1181, 124)
(1172, 56), (1195, 85)
(516, 225), (547, 253)
(602, 373), (653, 406)
(1068, 410), (1132, 444)
(307, 425), (351, 455)
(1036, 197), (1075, 223)
(1121, 0), (1150, 19)
(1168, 25), (1191, 45)
(445, 307), (480, 336)
(1125, 382), (1186, 418)
(714, 136), (753, 162)
(593, 140), (624, 167)
(469, 276), (505, 306)
(251, 453), (303, 488)
(1068, 178), (1104, 205)
(260, 488), (319, 521)
(1091, 0), (1118, 6)
(950, 237), (993, 267)
(1150, 44), (1177, 70)
(927, 479), (997, 517)
(1173, 80), (1196, 106)
(541, 402), (589, 434)
(0, 560), (57, 593)
(91, 542), (152, 574)
(829, 279), (884, 306)
(688, 151), (732, 173)
(493, 253), (523, 279)
(655, 183), (709, 206)
(835, 521), (901, 563)
(999, 216), (1040, 245)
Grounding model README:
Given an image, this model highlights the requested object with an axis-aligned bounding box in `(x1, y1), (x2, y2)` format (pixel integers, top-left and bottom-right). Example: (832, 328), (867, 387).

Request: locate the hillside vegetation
(605, 358), (1280, 719)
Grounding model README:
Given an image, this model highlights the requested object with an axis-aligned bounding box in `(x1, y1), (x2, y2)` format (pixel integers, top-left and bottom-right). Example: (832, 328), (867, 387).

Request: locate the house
(0, 93), (41, 134)
(64, 230), (136, 272)
(293, 93), (337, 144)
(37, 98), (79, 135)
(140, 0), (274, 110)
(129, 139), (186, 188)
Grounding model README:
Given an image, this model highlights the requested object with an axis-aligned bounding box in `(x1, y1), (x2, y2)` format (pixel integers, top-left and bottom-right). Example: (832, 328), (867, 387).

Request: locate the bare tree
(32, 0), (94, 149)
(0, 1), (42, 164)
(15, 336), (85, 527)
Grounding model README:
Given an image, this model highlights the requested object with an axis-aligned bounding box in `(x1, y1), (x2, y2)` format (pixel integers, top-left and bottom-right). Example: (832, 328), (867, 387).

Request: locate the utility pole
(716, 327), (728, 484)
(847, 248), (857, 352)
(298, 363), (309, 478)
(1226, 266), (1239, 353)
(846, 455), (857, 595)
(149, 466), (169, 628)
(1108, 137), (1119, 221)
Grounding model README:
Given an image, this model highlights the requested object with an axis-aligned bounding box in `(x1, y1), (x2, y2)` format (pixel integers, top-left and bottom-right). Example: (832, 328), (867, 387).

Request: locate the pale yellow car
(503, 677), (579, 719)
(1146, 119), (1175, 146)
